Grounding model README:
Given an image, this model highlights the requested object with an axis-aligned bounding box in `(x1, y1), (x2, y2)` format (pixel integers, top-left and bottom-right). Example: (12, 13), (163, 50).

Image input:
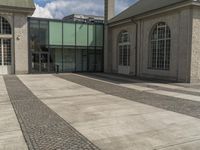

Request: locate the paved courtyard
(1, 73), (200, 150)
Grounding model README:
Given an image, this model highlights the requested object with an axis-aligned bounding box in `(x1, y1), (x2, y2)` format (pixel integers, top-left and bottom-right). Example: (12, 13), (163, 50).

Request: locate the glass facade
(28, 17), (104, 73)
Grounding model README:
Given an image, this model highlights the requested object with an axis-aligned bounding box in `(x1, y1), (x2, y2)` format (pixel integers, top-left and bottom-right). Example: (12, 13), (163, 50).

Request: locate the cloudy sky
(33, 0), (136, 19)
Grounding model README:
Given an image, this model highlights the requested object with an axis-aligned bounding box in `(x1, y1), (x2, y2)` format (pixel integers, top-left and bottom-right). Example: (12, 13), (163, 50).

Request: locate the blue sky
(33, 0), (136, 19)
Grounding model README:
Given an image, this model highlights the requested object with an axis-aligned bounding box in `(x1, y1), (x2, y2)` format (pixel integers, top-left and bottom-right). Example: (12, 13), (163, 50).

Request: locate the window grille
(149, 22), (171, 70)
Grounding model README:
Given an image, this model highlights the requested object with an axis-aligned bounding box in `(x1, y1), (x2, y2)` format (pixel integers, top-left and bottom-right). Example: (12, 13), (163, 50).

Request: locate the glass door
(32, 53), (40, 73)
(0, 38), (12, 75)
(31, 52), (49, 73)
(40, 53), (49, 72)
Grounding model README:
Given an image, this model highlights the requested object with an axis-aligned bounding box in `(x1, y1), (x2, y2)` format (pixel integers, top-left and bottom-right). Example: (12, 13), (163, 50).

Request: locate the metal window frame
(28, 17), (104, 74)
(149, 22), (171, 71)
(118, 31), (130, 67)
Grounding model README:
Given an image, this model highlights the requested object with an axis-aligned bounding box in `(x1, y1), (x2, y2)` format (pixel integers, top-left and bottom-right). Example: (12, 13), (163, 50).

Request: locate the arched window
(0, 16), (11, 34)
(149, 22), (171, 70)
(118, 31), (130, 66)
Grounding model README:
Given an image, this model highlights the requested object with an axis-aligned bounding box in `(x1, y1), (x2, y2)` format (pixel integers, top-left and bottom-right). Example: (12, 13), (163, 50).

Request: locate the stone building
(0, 0), (35, 74)
(1, 0), (200, 83)
(105, 0), (200, 83)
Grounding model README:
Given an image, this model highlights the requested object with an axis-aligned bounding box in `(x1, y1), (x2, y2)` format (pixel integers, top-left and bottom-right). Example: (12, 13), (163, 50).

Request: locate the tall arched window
(0, 16), (11, 34)
(118, 31), (130, 66)
(0, 16), (12, 68)
(149, 22), (171, 70)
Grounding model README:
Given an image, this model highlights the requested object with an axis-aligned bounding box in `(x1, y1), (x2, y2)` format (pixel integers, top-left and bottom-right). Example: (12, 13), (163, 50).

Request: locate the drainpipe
(131, 19), (138, 77)
(12, 14), (15, 74)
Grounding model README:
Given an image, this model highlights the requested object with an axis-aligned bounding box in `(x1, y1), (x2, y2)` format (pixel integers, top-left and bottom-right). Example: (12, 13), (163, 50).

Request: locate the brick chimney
(104, 0), (115, 22)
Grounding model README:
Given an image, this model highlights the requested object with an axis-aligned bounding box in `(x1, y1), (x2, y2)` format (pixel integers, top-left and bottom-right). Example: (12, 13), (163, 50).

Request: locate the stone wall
(108, 7), (193, 82)
(138, 8), (192, 82)
(109, 23), (137, 75)
(190, 6), (200, 82)
(14, 13), (29, 74)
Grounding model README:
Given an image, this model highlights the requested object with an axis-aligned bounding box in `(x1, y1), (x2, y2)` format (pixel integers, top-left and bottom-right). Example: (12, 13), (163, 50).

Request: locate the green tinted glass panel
(76, 23), (87, 46)
(49, 21), (62, 45)
(96, 25), (103, 46)
(63, 23), (75, 45)
(88, 25), (95, 46)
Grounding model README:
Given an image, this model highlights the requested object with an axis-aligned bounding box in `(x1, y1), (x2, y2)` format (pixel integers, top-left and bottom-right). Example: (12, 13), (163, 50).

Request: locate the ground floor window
(0, 39), (11, 66)
(149, 22), (171, 70)
(119, 45), (130, 66)
(118, 31), (130, 66)
(30, 46), (103, 73)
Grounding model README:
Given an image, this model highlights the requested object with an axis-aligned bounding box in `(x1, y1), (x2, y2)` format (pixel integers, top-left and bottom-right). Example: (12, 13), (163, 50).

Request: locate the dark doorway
(32, 52), (49, 73)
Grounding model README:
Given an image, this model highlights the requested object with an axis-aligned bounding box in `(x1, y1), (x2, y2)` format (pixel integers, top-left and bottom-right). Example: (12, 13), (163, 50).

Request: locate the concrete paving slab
(18, 74), (200, 150)
(156, 140), (200, 150)
(0, 76), (28, 150)
(0, 131), (27, 150)
(0, 104), (21, 133)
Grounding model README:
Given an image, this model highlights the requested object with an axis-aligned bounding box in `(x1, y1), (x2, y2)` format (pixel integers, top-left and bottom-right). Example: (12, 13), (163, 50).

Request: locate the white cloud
(32, 0), (135, 19)
(33, 4), (53, 18)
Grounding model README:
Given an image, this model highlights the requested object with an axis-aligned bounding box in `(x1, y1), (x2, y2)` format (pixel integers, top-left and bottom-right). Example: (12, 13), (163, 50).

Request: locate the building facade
(0, 0), (35, 74)
(29, 17), (104, 73)
(0, 0), (104, 75)
(1, 0), (200, 83)
(105, 0), (200, 83)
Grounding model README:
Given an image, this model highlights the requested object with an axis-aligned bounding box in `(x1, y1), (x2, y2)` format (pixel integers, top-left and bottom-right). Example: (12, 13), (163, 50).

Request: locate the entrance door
(0, 39), (12, 75)
(31, 52), (49, 73)
(40, 53), (48, 72)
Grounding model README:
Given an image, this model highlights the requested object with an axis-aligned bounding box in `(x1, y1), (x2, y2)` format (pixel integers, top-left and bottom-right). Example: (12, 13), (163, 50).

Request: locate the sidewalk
(0, 76), (27, 150)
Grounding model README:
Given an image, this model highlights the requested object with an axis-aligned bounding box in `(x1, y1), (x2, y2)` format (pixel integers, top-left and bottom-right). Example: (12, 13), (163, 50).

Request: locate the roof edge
(0, 5), (35, 14)
(108, 0), (192, 24)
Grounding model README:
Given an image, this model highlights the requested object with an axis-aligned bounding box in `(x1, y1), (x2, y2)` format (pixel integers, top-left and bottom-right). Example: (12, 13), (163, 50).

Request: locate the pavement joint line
(0, 129), (22, 134)
(41, 93), (106, 100)
(3, 75), (100, 150)
(154, 138), (200, 150)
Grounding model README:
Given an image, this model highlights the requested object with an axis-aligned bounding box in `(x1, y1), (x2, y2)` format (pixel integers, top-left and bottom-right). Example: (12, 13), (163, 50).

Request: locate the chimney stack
(104, 0), (115, 22)
(104, 0), (115, 73)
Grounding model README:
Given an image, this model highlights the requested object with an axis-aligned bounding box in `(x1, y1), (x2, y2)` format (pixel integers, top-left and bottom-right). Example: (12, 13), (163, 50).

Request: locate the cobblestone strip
(91, 73), (200, 97)
(4, 75), (100, 150)
(56, 74), (200, 119)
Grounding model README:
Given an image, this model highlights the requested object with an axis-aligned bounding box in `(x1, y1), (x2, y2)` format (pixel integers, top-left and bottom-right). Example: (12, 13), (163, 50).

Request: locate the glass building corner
(28, 17), (104, 73)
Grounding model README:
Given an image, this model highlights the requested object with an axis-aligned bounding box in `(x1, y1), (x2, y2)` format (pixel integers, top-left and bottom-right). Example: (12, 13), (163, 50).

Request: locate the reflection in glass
(96, 25), (103, 46)
(49, 21), (62, 45)
(30, 20), (40, 52)
(32, 53), (39, 73)
(29, 18), (104, 73)
(96, 48), (103, 72)
(40, 21), (48, 45)
(82, 49), (87, 71)
(41, 53), (48, 72)
(88, 25), (95, 46)
(49, 47), (62, 72)
(63, 47), (75, 72)
(76, 23), (87, 46)
(88, 48), (95, 72)
(63, 23), (75, 46)
(76, 47), (87, 72)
